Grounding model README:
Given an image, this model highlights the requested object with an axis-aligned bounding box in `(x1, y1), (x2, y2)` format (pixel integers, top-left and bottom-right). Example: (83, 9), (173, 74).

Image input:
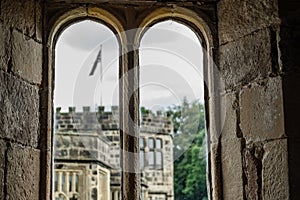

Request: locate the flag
(89, 45), (102, 76)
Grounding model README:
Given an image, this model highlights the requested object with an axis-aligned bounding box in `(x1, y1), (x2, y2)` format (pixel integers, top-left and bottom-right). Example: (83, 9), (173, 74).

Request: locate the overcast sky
(54, 20), (204, 112)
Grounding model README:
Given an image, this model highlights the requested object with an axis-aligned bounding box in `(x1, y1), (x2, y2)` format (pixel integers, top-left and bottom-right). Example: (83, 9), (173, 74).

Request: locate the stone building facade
(54, 106), (174, 200)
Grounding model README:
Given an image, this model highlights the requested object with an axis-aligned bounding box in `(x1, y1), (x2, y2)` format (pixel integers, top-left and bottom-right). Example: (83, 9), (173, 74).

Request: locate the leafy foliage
(168, 100), (208, 200)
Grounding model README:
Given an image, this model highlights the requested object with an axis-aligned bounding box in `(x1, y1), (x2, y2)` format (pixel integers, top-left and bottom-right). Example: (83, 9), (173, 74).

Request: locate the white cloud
(59, 20), (118, 52)
(54, 19), (204, 112)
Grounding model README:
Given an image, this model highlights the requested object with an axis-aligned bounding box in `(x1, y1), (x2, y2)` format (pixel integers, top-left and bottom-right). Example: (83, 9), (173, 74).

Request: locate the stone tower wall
(54, 106), (174, 199)
(54, 106), (174, 168)
(0, 1), (42, 199)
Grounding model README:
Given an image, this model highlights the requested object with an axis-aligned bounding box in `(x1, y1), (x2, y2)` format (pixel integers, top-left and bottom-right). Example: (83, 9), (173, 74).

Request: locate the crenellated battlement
(55, 106), (119, 132)
(140, 110), (173, 134)
(55, 106), (173, 135)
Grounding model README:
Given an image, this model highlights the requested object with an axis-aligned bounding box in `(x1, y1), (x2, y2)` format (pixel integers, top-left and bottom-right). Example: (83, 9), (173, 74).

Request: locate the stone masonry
(54, 106), (174, 200)
(0, 0), (299, 200)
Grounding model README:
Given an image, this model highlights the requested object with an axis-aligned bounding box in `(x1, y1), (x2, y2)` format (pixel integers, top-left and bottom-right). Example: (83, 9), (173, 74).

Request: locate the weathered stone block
(262, 139), (289, 200)
(0, 22), (10, 72)
(243, 145), (263, 200)
(218, 0), (280, 44)
(240, 77), (285, 141)
(219, 29), (272, 89)
(12, 30), (42, 84)
(0, 71), (40, 147)
(36, 1), (43, 42)
(0, 0), (35, 36)
(220, 92), (238, 139)
(221, 138), (244, 200)
(6, 144), (40, 200)
(0, 140), (7, 200)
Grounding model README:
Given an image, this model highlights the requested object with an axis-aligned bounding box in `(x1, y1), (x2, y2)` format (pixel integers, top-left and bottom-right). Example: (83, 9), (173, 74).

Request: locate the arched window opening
(139, 20), (208, 200)
(50, 7), (214, 199)
(53, 20), (120, 200)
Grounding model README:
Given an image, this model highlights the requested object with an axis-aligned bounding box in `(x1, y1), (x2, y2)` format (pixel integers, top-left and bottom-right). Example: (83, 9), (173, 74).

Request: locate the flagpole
(99, 44), (103, 106)
(89, 44), (103, 107)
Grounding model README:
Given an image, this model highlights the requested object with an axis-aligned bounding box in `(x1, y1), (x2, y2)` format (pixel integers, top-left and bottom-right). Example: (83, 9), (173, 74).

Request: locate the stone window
(49, 5), (213, 200)
(148, 151), (155, 168)
(145, 137), (164, 169)
(140, 137), (145, 149)
(155, 151), (163, 169)
(54, 173), (58, 192)
(138, 18), (206, 199)
(149, 138), (154, 149)
(53, 19), (118, 200)
(54, 170), (80, 199)
(68, 175), (72, 192)
(156, 138), (162, 149)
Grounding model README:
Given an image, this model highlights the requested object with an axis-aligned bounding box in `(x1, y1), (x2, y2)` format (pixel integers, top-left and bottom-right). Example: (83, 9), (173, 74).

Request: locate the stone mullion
(65, 172), (69, 195)
(114, 190), (119, 200)
(72, 172), (76, 193)
(58, 171), (62, 193)
(120, 41), (140, 200)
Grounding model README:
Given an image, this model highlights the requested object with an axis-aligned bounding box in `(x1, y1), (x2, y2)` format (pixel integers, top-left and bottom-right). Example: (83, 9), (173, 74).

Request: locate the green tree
(169, 100), (208, 200)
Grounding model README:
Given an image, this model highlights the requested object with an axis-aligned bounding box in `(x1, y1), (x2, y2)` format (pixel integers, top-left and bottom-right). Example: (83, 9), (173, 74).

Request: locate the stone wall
(217, 0), (298, 199)
(0, 0), (299, 200)
(0, 0), (42, 199)
(54, 106), (174, 199)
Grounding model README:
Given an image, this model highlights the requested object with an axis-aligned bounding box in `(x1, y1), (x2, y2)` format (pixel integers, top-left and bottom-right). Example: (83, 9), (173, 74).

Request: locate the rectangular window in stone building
(61, 173), (65, 193)
(54, 173), (58, 192)
(68, 175), (72, 192)
(140, 137), (145, 148)
(149, 138), (154, 149)
(75, 174), (79, 192)
(156, 151), (163, 169)
(148, 151), (155, 168)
